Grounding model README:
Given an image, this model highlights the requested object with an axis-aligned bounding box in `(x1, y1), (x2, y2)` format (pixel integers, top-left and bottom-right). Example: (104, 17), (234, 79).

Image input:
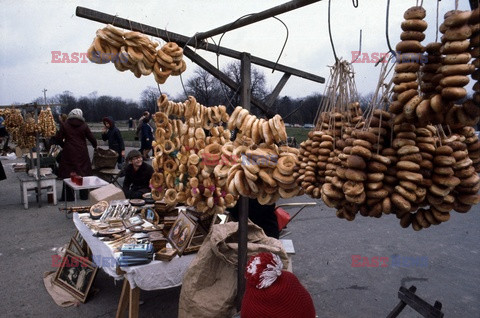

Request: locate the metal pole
(236, 52), (251, 312)
(195, 0), (321, 41)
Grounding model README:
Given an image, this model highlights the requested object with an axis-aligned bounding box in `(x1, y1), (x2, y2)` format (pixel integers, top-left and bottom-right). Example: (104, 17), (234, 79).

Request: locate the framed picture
(167, 210), (197, 255)
(67, 238), (85, 257)
(123, 215), (144, 229)
(53, 250), (98, 303)
(72, 230), (88, 256)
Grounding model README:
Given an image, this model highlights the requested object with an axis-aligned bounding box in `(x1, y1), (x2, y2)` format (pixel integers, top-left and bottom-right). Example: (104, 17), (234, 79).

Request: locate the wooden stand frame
(116, 279), (140, 318)
(387, 285), (444, 318)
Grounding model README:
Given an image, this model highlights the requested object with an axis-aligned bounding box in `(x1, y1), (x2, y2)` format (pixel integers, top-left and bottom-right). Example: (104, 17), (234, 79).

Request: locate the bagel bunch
(440, 9), (477, 128)
(86, 25), (186, 84)
(225, 137), (302, 205)
(227, 106), (288, 145)
(38, 107), (56, 137)
(154, 42), (187, 84)
(297, 102), (364, 199)
(388, 124), (431, 221)
(390, 7), (480, 128)
(23, 115), (41, 136)
(16, 114), (38, 149)
(2, 108), (23, 146)
(150, 94), (299, 213)
(462, 125), (480, 172)
(320, 126), (393, 221)
(468, 8), (480, 120)
(150, 94), (235, 216)
(390, 6), (428, 124)
(404, 131), (480, 230)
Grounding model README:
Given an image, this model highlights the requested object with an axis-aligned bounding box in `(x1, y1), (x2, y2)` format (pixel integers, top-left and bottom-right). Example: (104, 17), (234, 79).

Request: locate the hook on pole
(385, 0), (396, 59)
(327, 0), (338, 61)
(351, 29), (363, 63)
(352, 0), (359, 8)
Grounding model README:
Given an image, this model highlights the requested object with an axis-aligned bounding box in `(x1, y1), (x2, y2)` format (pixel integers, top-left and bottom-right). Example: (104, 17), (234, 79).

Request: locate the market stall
(0, 103), (61, 208)
(57, 0), (480, 317)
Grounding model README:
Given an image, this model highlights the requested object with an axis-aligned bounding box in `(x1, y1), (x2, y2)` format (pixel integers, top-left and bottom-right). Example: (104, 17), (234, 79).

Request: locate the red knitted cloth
(241, 253), (316, 318)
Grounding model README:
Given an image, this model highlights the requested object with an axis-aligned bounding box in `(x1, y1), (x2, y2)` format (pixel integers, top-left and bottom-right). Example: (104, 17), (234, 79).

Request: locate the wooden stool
(96, 168), (122, 186)
(18, 173), (58, 209)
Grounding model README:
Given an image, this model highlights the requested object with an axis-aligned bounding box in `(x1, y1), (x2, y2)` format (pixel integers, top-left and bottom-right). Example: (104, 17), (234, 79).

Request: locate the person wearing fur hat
(122, 149), (154, 199)
(53, 108), (97, 201)
(241, 252), (316, 318)
(101, 116), (125, 169)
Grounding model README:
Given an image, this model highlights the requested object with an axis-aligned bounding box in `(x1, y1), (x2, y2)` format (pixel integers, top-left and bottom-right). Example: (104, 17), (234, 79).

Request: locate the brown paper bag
(178, 221), (288, 318)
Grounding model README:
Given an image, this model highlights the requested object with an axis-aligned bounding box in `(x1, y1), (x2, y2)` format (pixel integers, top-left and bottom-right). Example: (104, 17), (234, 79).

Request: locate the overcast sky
(0, 0), (474, 106)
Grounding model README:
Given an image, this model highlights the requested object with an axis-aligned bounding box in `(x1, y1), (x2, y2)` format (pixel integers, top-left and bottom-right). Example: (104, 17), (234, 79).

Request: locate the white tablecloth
(73, 213), (195, 290)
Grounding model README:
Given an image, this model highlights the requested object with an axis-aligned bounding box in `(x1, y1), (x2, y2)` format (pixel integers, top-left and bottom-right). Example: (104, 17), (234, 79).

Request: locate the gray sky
(0, 0), (474, 105)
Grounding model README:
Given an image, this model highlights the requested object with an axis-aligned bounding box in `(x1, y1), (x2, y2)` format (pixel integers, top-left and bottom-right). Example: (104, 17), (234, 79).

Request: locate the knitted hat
(241, 252), (316, 318)
(126, 149), (142, 162)
(68, 108), (84, 121)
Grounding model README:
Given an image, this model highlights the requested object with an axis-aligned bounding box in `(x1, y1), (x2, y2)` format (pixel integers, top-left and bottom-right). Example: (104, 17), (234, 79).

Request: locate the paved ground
(0, 146), (479, 318)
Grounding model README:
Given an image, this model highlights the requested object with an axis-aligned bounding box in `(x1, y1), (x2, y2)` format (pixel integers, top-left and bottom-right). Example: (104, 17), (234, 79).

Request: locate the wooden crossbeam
(195, 0), (321, 40)
(75, 6), (325, 84)
(183, 47), (275, 117)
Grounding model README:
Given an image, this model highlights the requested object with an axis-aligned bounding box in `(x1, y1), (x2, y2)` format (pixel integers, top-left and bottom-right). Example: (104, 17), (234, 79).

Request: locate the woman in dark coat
(54, 108), (97, 200)
(101, 116), (125, 168)
(140, 117), (154, 160)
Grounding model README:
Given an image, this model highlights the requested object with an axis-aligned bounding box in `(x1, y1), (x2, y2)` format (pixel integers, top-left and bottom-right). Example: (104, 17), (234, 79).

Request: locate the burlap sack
(178, 221), (288, 318)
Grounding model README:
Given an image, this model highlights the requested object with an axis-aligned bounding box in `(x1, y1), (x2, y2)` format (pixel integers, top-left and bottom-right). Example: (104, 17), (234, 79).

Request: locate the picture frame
(141, 207), (159, 225)
(123, 214), (144, 229)
(67, 237), (85, 257)
(53, 250), (98, 303)
(167, 210), (197, 255)
(72, 230), (88, 256)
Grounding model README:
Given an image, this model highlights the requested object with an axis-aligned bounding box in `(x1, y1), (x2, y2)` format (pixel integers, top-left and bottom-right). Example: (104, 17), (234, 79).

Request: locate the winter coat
(101, 117), (125, 163)
(54, 117), (97, 179)
(122, 162), (154, 198)
(141, 121), (154, 150)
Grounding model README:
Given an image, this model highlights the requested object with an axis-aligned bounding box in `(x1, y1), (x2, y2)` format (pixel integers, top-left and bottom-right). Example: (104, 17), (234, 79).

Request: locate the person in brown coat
(54, 108), (97, 201)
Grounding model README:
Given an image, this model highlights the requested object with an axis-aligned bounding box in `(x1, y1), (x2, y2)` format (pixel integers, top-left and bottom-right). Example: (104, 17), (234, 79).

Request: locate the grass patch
(92, 126), (310, 144)
(286, 127), (310, 144)
(93, 130), (138, 141)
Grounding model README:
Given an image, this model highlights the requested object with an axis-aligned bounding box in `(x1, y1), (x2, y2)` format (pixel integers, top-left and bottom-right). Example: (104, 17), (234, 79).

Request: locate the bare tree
(184, 68), (220, 106)
(140, 86), (160, 115)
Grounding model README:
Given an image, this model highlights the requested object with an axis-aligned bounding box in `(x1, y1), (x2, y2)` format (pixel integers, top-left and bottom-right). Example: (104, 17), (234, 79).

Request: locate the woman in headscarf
(101, 116), (125, 169)
(54, 108), (97, 201)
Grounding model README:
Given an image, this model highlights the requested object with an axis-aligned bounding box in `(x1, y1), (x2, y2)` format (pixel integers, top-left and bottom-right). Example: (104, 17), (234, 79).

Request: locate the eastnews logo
(200, 153), (278, 167)
(52, 255), (117, 268)
(51, 51), (129, 64)
(351, 255), (428, 268)
(351, 51), (428, 64)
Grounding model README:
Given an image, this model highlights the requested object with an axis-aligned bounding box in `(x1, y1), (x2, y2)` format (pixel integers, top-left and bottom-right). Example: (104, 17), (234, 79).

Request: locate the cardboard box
(89, 183), (125, 204)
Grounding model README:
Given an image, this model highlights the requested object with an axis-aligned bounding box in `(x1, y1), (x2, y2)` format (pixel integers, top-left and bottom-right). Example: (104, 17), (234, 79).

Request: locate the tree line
(30, 62), (334, 125)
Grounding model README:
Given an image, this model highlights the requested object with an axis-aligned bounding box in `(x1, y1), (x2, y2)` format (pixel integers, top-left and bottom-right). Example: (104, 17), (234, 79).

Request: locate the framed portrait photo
(167, 210), (197, 255)
(53, 250), (98, 303)
(72, 230), (88, 257)
(67, 237), (85, 257)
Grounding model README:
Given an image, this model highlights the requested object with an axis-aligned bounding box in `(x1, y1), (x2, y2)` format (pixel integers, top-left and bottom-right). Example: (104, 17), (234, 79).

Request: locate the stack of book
(118, 243), (154, 267)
